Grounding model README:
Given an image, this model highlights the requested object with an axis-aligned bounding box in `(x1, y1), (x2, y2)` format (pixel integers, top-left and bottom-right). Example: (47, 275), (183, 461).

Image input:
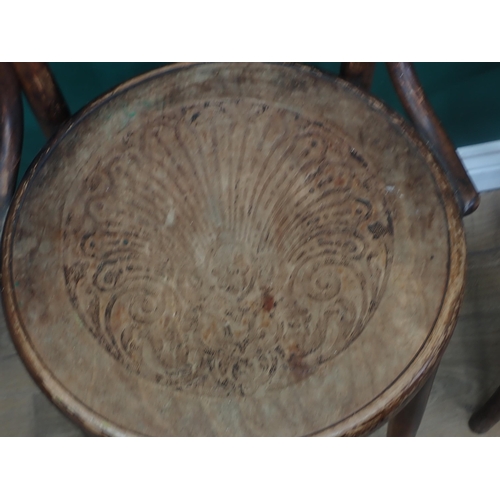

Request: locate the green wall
(18, 62), (500, 181)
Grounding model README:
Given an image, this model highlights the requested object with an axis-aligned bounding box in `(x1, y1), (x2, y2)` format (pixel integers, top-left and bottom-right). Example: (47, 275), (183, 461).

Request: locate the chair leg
(469, 386), (500, 434)
(387, 368), (437, 437)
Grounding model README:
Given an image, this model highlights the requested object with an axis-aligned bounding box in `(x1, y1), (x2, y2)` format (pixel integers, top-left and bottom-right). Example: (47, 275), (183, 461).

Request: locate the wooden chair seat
(1, 63), (469, 435)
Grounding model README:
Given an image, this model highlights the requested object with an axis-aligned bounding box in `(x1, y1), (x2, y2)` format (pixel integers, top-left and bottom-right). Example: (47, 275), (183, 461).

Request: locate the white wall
(458, 140), (500, 192)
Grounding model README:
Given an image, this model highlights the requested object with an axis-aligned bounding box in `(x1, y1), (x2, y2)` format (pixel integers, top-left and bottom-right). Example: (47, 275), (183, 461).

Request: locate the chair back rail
(2, 62), (480, 223)
(12, 62), (70, 139)
(0, 62), (23, 229)
(340, 62), (376, 91)
(386, 62), (479, 216)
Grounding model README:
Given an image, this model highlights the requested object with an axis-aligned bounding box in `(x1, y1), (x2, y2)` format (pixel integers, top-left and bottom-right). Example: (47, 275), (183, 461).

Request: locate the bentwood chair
(0, 62), (479, 436)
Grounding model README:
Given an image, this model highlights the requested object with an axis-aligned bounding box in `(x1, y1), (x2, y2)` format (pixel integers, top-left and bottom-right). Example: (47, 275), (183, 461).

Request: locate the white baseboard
(457, 140), (500, 192)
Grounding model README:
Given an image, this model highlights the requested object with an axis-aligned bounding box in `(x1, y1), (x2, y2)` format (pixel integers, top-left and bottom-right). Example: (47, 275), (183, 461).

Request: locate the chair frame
(0, 61), (480, 436)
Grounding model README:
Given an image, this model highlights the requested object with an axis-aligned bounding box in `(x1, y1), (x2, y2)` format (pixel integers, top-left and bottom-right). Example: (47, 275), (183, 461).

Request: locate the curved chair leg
(387, 368), (437, 437)
(469, 386), (500, 434)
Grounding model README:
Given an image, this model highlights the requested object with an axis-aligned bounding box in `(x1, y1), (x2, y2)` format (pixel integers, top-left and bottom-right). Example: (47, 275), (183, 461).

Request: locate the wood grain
(11, 62), (70, 139)
(1, 169), (498, 438)
(387, 63), (479, 217)
(6, 184), (500, 436)
(0, 63), (467, 436)
(0, 63), (23, 229)
(372, 190), (500, 436)
(2, 192), (499, 435)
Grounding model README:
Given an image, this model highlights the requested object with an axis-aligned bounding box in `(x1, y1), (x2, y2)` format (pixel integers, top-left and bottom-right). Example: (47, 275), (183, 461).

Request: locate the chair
(0, 62), (479, 436)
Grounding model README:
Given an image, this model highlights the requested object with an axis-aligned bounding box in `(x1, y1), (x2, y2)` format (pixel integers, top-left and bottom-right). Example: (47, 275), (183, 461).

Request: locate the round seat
(1, 63), (465, 436)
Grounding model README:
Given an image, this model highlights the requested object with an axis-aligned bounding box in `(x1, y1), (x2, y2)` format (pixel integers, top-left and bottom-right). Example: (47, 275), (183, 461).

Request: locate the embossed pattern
(62, 99), (394, 396)
(4, 63), (463, 436)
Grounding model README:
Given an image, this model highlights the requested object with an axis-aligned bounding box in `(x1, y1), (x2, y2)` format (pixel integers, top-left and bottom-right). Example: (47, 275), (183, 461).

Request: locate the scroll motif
(62, 99), (393, 396)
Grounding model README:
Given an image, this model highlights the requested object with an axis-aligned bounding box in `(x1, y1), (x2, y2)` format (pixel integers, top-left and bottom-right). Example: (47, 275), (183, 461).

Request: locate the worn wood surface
(387, 367), (438, 436)
(339, 63), (376, 91)
(0, 63), (23, 228)
(1, 63), (466, 436)
(372, 189), (500, 436)
(3, 189), (500, 437)
(386, 63), (479, 217)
